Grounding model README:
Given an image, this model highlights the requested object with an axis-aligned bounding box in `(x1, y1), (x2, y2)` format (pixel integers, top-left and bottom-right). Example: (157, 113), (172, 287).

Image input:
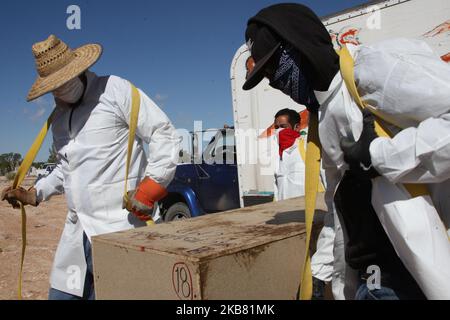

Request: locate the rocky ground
(0, 176), (66, 300)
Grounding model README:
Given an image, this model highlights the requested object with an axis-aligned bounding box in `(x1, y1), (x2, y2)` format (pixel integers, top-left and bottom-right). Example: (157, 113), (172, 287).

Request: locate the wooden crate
(92, 195), (327, 300)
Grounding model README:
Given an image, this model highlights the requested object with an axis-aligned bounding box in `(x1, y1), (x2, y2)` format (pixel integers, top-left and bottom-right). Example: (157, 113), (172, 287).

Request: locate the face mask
(269, 46), (319, 111)
(276, 127), (301, 159)
(53, 77), (84, 104)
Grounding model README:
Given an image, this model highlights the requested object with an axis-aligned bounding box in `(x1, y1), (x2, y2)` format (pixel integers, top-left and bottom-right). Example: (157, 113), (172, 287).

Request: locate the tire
(164, 202), (191, 222)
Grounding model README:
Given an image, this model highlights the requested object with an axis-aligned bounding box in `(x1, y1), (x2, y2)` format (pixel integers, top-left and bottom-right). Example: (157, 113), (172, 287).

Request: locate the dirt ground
(0, 176), (67, 300)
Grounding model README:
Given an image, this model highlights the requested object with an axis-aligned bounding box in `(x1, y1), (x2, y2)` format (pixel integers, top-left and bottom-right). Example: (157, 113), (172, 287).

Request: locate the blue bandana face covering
(269, 46), (319, 110)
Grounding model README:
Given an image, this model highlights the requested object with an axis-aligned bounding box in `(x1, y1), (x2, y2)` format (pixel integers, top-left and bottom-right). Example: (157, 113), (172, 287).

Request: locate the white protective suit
(274, 135), (306, 199)
(273, 133), (335, 286)
(314, 38), (450, 299)
(35, 71), (181, 297)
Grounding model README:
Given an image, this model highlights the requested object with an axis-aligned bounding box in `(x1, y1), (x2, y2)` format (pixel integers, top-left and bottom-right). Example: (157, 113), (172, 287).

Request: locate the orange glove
(123, 177), (168, 222)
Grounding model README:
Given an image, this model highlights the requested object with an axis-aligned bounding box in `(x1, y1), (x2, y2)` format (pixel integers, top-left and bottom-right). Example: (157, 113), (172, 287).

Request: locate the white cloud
(154, 94), (169, 107)
(154, 93), (168, 101)
(30, 107), (46, 122)
(28, 96), (52, 122)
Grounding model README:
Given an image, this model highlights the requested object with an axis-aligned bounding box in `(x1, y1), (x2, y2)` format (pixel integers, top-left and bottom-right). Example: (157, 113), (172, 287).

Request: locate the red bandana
(278, 129), (300, 158)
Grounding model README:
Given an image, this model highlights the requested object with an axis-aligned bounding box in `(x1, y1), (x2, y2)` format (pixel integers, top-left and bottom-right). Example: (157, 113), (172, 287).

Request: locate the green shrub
(6, 172), (15, 181)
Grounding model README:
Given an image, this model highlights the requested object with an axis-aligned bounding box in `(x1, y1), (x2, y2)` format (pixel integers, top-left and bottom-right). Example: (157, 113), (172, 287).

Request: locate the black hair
(275, 108), (300, 128)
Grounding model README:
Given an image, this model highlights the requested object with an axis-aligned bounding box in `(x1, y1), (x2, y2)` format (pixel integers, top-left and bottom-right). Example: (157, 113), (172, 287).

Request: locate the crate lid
(93, 195), (327, 262)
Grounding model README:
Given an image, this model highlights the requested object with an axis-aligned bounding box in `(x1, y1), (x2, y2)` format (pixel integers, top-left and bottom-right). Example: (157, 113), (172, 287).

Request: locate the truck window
(213, 131), (236, 164)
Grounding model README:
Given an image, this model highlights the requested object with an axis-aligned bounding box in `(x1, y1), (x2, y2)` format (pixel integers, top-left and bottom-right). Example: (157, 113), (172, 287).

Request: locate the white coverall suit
(314, 38), (450, 299)
(35, 71), (181, 297)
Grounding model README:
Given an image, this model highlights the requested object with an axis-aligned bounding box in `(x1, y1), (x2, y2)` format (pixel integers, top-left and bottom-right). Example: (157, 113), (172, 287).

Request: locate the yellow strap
(123, 84), (140, 202)
(17, 204), (26, 300)
(13, 110), (56, 189)
(12, 108), (56, 300)
(298, 138), (324, 193)
(339, 46), (429, 198)
(299, 112), (321, 300)
(123, 83), (154, 226)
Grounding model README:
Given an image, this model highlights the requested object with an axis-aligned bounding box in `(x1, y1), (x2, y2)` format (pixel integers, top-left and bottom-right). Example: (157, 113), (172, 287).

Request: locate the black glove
(340, 110), (380, 179)
(312, 277), (325, 300)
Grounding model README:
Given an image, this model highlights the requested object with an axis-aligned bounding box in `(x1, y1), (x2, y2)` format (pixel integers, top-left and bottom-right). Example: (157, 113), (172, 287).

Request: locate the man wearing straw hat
(1, 35), (181, 299)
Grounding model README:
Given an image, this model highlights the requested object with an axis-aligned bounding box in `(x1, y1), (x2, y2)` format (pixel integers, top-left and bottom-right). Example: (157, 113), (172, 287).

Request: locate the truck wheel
(164, 202), (191, 222)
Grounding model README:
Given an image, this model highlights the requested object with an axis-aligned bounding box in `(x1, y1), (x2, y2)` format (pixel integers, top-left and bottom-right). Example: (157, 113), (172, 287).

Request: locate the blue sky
(0, 0), (367, 161)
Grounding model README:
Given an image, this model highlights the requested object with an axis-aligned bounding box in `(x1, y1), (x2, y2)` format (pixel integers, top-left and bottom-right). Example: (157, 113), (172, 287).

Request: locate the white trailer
(230, 0), (450, 208)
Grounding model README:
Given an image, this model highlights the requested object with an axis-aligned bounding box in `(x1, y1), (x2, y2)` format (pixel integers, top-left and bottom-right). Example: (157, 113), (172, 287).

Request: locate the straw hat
(27, 35), (102, 102)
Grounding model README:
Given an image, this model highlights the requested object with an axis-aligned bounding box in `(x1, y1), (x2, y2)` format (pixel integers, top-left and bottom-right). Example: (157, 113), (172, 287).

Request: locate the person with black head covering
(243, 3), (347, 300)
(243, 3), (450, 300)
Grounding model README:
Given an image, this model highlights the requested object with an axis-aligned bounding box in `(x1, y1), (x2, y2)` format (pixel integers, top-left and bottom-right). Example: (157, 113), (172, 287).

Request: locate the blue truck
(159, 128), (241, 221)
